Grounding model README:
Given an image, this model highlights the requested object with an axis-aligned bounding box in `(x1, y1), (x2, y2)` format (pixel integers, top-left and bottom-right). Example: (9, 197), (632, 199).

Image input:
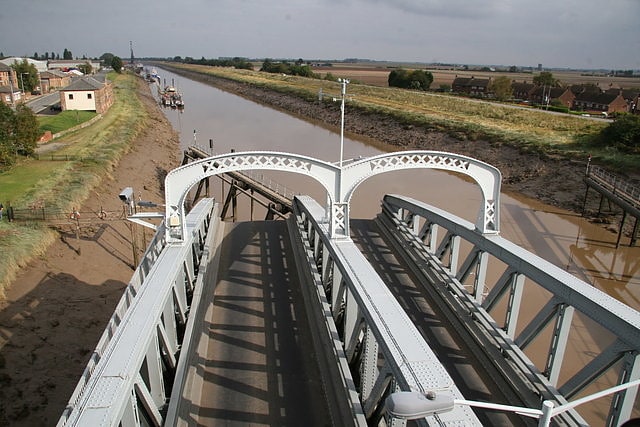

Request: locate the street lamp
(386, 378), (640, 426)
(337, 78), (349, 168)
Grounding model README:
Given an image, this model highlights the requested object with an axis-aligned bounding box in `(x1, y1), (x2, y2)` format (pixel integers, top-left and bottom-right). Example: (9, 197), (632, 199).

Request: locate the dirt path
(0, 78), (181, 426)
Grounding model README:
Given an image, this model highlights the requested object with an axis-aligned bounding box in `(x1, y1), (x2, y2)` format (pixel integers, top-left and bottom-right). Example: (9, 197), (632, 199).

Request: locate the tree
(77, 62), (93, 75)
(0, 102), (40, 167)
(533, 71), (559, 87)
(0, 102), (16, 168)
(100, 52), (115, 66)
(11, 59), (39, 93)
(489, 76), (513, 101)
(63, 48), (73, 60)
(599, 114), (640, 153)
(388, 68), (433, 91)
(111, 56), (123, 73)
(13, 103), (39, 156)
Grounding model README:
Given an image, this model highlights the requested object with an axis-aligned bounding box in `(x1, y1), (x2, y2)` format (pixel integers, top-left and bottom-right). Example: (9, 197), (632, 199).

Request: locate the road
(174, 220), (330, 426)
(26, 91), (60, 114)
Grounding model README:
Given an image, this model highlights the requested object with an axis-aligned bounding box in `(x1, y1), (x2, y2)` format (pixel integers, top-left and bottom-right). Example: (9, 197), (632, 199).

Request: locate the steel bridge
(57, 151), (639, 426)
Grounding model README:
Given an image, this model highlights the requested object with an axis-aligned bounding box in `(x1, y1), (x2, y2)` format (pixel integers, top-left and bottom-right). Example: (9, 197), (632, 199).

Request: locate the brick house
(0, 63), (22, 105)
(60, 76), (113, 113)
(572, 92), (628, 114)
(452, 76), (491, 97)
(530, 87), (575, 108)
(40, 70), (71, 93)
(511, 81), (536, 101)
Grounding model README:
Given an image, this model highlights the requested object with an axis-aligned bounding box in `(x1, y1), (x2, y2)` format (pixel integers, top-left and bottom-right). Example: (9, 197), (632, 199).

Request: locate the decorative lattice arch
(164, 151), (501, 243)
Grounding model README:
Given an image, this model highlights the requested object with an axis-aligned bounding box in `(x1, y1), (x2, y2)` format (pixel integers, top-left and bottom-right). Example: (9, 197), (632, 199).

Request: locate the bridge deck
(174, 220), (330, 426)
(350, 219), (532, 426)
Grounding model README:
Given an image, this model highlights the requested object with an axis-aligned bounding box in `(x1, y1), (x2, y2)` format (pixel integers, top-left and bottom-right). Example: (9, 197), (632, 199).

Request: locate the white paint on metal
(164, 150), (501, 244)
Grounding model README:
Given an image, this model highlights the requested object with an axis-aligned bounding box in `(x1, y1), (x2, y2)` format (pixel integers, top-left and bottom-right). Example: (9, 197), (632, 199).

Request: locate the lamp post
(386, 378), (640, 426)
(338, 78), (349, 168)
(20, 73), (29, 94)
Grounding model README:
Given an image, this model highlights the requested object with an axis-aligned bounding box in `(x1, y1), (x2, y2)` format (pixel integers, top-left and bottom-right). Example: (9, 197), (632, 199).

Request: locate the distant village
(0, 57), (114, 114)
(449, 75), (638, 116)
(1, 55), (639, 118)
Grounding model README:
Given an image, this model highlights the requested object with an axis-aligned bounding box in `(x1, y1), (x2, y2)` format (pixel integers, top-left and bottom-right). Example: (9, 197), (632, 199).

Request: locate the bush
(388, 68), (433, 90)
(598, 113), (640, 153)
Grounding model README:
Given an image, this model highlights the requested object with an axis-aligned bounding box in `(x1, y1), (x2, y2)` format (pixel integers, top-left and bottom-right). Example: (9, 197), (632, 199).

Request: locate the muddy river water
(155, 68), (639, 309)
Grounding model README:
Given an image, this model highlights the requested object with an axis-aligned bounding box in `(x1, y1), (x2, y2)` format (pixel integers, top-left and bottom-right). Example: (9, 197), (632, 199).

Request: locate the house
(452, 76), (491, 96)
(511, 81), (536, 101)
(0, 63), (22, 105)
(530, 87), (575, 108)
(40, 70), (71, 92)
(572, 92), (628, 114)
(60, 76), (113, 113)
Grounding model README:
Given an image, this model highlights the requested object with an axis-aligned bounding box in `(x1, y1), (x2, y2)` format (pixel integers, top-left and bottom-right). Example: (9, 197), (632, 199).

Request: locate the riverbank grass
(0, 72), (148, 297)
(163, 63), (638, 173)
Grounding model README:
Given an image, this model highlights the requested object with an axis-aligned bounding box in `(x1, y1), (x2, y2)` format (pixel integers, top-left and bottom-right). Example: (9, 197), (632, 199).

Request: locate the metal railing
(289, 195), (482, 426)
(379, 194), (640, 426)
(57, 199), (217, 427)
(587, 165), (640, 209)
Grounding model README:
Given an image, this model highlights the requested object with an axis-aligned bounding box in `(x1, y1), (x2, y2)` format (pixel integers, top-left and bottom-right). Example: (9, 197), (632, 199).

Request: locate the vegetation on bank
(38, 110), (97, 134)
(0, 72), (148, 297)
(160, 62), (639, 174)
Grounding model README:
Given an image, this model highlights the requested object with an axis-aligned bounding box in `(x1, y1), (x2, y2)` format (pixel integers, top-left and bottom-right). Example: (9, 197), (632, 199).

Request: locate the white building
(0, 57), (48, 73)
(60, 76), (113, 113)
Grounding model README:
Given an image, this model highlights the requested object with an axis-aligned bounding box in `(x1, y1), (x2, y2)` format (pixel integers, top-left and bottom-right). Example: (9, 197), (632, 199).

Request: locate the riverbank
(157, 64), (609, 218)
(0, 76), (181, 425)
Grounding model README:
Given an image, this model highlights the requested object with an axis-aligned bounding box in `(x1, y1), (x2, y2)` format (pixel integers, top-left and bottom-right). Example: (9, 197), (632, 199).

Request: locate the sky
(2, 0), (639, 70)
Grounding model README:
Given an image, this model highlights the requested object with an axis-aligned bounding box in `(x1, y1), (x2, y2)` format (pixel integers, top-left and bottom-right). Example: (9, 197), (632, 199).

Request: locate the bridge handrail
(57, 199), (216, 427)
(240, 169), (299, 200)
(588, 165), (640, 207)
(291, 195), (482, 425)
(381, 194), (640, 425)
(58, 220), (167, 420)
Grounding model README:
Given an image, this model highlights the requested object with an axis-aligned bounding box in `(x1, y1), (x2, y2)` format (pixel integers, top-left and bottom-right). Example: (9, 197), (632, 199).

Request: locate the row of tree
(388, 69), (434, 91)
(171, 56), (254, 70)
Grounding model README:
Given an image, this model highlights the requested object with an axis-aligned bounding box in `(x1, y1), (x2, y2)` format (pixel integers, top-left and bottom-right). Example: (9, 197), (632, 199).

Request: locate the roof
(0, 85), (20, 94)
(0, 63), (10, 72)
(574, 92), (623, 104)
(62, 76), (105, 91)
(40, 70), (68, 78)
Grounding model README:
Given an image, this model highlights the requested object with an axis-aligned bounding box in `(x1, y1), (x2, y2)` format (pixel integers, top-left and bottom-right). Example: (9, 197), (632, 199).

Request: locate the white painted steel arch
(164, 150), (501, 243)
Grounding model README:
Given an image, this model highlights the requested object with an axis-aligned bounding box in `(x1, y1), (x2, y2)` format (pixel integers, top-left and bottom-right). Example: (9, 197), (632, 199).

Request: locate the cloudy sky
(2, 0), (639, 69)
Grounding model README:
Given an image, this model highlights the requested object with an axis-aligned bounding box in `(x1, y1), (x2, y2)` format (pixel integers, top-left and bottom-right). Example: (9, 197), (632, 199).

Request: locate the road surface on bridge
(174, 220), (330, 426)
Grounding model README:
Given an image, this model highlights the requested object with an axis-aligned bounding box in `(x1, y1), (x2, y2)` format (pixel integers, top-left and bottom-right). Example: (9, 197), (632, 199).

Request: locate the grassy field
(38, 110), (97, 134)
(166, 62), (639, 172)
(0, 72), (148, 296)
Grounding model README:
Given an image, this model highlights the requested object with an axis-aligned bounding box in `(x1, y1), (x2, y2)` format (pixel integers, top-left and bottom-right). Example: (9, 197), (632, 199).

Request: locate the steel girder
(57, 199), (217, 427)
(291, 195), (482, 426)
(381, 194), (640, 426)
(164, 151), (501, 244)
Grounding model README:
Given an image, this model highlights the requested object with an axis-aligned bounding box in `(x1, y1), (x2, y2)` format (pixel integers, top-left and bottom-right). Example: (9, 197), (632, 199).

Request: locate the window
(87, 93), (92, 100)
(68, 93), (74, 100)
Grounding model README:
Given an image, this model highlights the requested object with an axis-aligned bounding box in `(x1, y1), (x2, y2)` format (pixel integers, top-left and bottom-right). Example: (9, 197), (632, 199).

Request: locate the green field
(38, 110), (97, 134)
(164, 62), (638, 173)
(0, 72), (148, 297)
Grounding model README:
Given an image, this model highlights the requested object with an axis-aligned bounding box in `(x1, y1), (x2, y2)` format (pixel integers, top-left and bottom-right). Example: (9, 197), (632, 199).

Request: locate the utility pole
(338, 78), (349, 168)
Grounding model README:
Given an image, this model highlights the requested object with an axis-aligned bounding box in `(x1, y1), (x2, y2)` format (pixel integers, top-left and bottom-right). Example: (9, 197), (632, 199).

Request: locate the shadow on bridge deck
(174, 220), (330, 426)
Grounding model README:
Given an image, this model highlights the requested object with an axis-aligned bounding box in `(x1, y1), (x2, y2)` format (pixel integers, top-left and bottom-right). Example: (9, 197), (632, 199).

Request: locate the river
(152, 67), (639, 312)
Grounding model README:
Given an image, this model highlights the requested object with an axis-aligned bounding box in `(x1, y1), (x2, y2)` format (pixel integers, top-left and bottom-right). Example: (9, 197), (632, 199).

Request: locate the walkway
(173, 220), (330, 426)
